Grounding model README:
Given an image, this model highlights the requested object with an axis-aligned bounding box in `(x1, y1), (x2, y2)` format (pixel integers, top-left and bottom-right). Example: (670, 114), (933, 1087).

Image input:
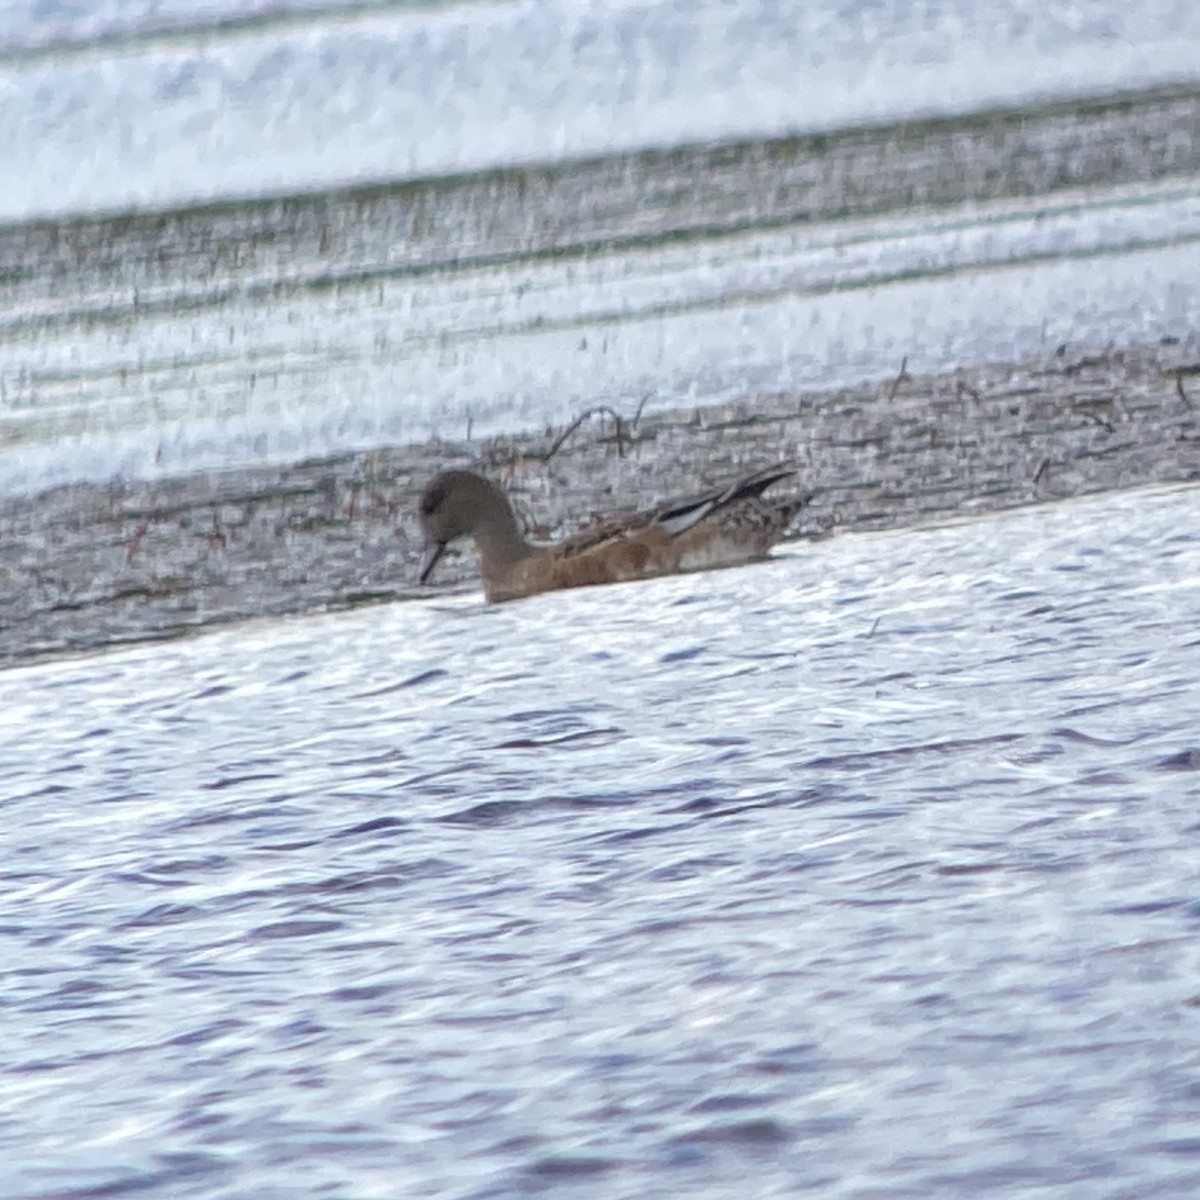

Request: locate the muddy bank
(1, 340), (1197, 668)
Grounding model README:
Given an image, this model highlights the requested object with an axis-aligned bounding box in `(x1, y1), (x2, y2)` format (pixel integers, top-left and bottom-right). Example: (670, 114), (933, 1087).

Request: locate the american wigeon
(417, 464), (809, 602)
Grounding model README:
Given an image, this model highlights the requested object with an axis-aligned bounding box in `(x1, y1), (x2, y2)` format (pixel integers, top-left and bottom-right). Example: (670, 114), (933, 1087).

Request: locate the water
(6, 0), (1200, 222)
(4, 2), (1200, 491)
(5, 7), (1200, 1191)
(4, 483), (1200, 1198)
(6, 122), (1200, 494)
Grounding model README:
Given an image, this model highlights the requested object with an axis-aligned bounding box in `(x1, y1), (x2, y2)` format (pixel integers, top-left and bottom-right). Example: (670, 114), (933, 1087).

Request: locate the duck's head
(417, 469), (510, 583)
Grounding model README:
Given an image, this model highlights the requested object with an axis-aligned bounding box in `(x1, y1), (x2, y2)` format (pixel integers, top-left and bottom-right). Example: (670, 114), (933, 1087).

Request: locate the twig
(1033, 458), (1051, 484)
(206, 509), (227, 552)
(1178, 373), (1194, 410)
(956, 379), (983, 403)
(541, 405), (628, 462)
(868, 616), (882, 637)
(886, 356), (911, 401)
(125, 522), (149, 564)
(630, 392), (652, 432)
(1063, 354), (1110, 376)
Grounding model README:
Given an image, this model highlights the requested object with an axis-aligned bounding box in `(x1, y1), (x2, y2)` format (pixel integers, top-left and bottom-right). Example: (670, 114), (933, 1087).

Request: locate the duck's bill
(418, 541), (447, 584)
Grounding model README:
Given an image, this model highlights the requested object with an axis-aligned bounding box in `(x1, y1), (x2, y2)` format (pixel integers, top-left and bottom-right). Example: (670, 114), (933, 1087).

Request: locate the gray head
(417, 469), (521, 584)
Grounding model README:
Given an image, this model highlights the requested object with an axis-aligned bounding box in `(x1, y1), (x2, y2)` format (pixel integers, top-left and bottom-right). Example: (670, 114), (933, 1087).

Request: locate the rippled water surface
(4, 483), (1200, 1198)
(7, 0), (1200, 220)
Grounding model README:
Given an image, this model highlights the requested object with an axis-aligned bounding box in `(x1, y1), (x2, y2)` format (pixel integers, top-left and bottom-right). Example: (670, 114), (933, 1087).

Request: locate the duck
(416, 463), (809, 602)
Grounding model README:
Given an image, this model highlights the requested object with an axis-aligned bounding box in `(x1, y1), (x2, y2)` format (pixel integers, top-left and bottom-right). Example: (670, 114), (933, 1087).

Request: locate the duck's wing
(655, 464), (797, 536)
(554, 464), (799, 556)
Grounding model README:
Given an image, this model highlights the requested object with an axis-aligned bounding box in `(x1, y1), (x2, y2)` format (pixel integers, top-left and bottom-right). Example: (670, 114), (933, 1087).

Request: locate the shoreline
(2, 339), (1197, 669)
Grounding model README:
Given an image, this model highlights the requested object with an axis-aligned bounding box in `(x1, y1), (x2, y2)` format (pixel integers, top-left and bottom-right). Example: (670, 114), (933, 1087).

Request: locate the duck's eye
(419, 485), (445, 516)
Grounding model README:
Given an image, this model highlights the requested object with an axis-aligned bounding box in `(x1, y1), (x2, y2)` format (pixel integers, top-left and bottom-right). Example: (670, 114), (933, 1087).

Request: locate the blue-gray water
(7, 0), (1200, 223)
(4, 483), (1199, 1198)
(5, 2), (1200, 1191)
(5, 1), (1200, 492)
